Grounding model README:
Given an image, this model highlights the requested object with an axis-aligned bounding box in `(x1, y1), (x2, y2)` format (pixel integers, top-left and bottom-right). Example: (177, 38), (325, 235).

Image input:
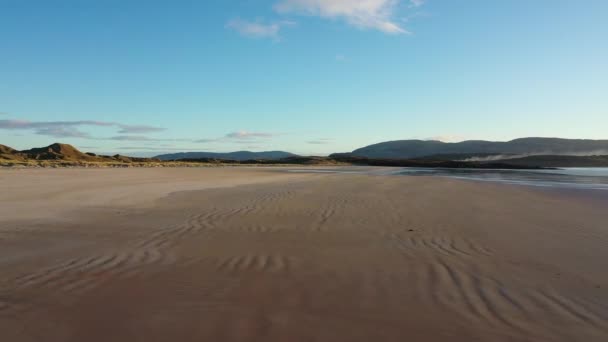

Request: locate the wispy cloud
(0, 119), (165, 139)
(196, 131), (278, 143)
(0, 119), (110, 138)
(274, 0), (410, 34)
(0, 119), (113, 130)
(107, 135), (193, 142)
(409, 0), (425, 8)
(226, 131), (275, 139)
(226, 18), (295, 40)
(35, 126), (93, 138)
(109, 135), (156, 141)
(117, 124), (166, 134)
(195, 138), (217, 143)
(1, 118), (283, 150)
(117, 146), (191, 151)
(307, 138), (333, 144)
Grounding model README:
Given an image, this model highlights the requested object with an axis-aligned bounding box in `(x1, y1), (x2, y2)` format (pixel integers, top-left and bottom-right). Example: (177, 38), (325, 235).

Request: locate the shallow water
(399, 167), (608, 190)
(289, 167), (608, 190)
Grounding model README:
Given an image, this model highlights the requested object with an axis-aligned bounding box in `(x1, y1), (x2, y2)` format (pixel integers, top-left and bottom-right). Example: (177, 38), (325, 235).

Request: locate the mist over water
(396, 168), (608, 190)
(461, 150), (608, 162)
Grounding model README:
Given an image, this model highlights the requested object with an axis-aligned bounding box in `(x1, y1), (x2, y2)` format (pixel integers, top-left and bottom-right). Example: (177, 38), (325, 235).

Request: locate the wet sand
(1, 167), (607, 341)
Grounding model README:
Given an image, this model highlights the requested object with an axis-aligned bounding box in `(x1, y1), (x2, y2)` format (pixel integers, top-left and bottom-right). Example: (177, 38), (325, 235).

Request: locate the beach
(1, 167), (607, 341)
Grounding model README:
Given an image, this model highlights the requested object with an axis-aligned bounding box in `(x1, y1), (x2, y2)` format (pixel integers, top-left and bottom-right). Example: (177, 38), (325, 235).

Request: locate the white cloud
(196, 131), (278, 143)
(195, 138), (217, 143)
(117, 146), (189, 151)
(0, 119), (165, 138)
(117, 124), (165, 134)
(225, 131), (276, 139)
(409, 0), (425, 8)
(226, 19), (294, 40)
(274, 0), (409, 34)
(307, 138), (333, 144)
(109, 135), (156, 141)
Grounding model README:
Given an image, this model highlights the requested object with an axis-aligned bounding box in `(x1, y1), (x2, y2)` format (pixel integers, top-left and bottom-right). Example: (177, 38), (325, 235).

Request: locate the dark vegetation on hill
(321, 156), (548, 169)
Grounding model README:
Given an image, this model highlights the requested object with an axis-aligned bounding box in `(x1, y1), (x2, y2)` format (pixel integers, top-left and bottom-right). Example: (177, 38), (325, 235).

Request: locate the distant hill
(20, 143), (99, 161)
(348, 138), (608, 159)
(0, 144), (20, 160)
(0, 143), (160, 163)
(0, 144), (16, 154)
(155, 151), (297, 161)
(4, 140), (608, 168)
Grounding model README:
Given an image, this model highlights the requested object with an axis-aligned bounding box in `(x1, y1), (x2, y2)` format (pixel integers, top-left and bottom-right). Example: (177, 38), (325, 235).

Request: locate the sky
(1, 0), (607, 156)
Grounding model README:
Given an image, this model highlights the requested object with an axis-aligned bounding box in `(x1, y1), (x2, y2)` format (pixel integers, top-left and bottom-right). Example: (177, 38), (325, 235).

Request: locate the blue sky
(1, 0), (607, 156)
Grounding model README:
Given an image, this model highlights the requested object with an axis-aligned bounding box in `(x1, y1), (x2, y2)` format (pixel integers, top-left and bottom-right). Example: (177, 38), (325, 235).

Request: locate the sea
(288, 167), (608, 191)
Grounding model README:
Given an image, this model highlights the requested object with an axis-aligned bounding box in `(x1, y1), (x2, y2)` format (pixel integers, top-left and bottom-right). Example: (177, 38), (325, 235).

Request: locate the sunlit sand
(1, 167), (607, 341)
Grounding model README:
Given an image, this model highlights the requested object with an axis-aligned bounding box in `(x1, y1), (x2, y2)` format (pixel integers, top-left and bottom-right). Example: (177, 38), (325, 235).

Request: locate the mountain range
(155, 151), (296, 161)
(344, 138), (608, 159)
(3, 137), (608, 168)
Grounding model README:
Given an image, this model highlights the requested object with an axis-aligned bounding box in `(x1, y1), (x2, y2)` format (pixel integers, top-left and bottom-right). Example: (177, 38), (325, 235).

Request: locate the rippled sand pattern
(0, 168), (607, 342)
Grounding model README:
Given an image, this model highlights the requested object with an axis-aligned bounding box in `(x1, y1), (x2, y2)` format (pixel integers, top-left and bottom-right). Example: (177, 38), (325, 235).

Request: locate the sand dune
(1, 167), (607, 341)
